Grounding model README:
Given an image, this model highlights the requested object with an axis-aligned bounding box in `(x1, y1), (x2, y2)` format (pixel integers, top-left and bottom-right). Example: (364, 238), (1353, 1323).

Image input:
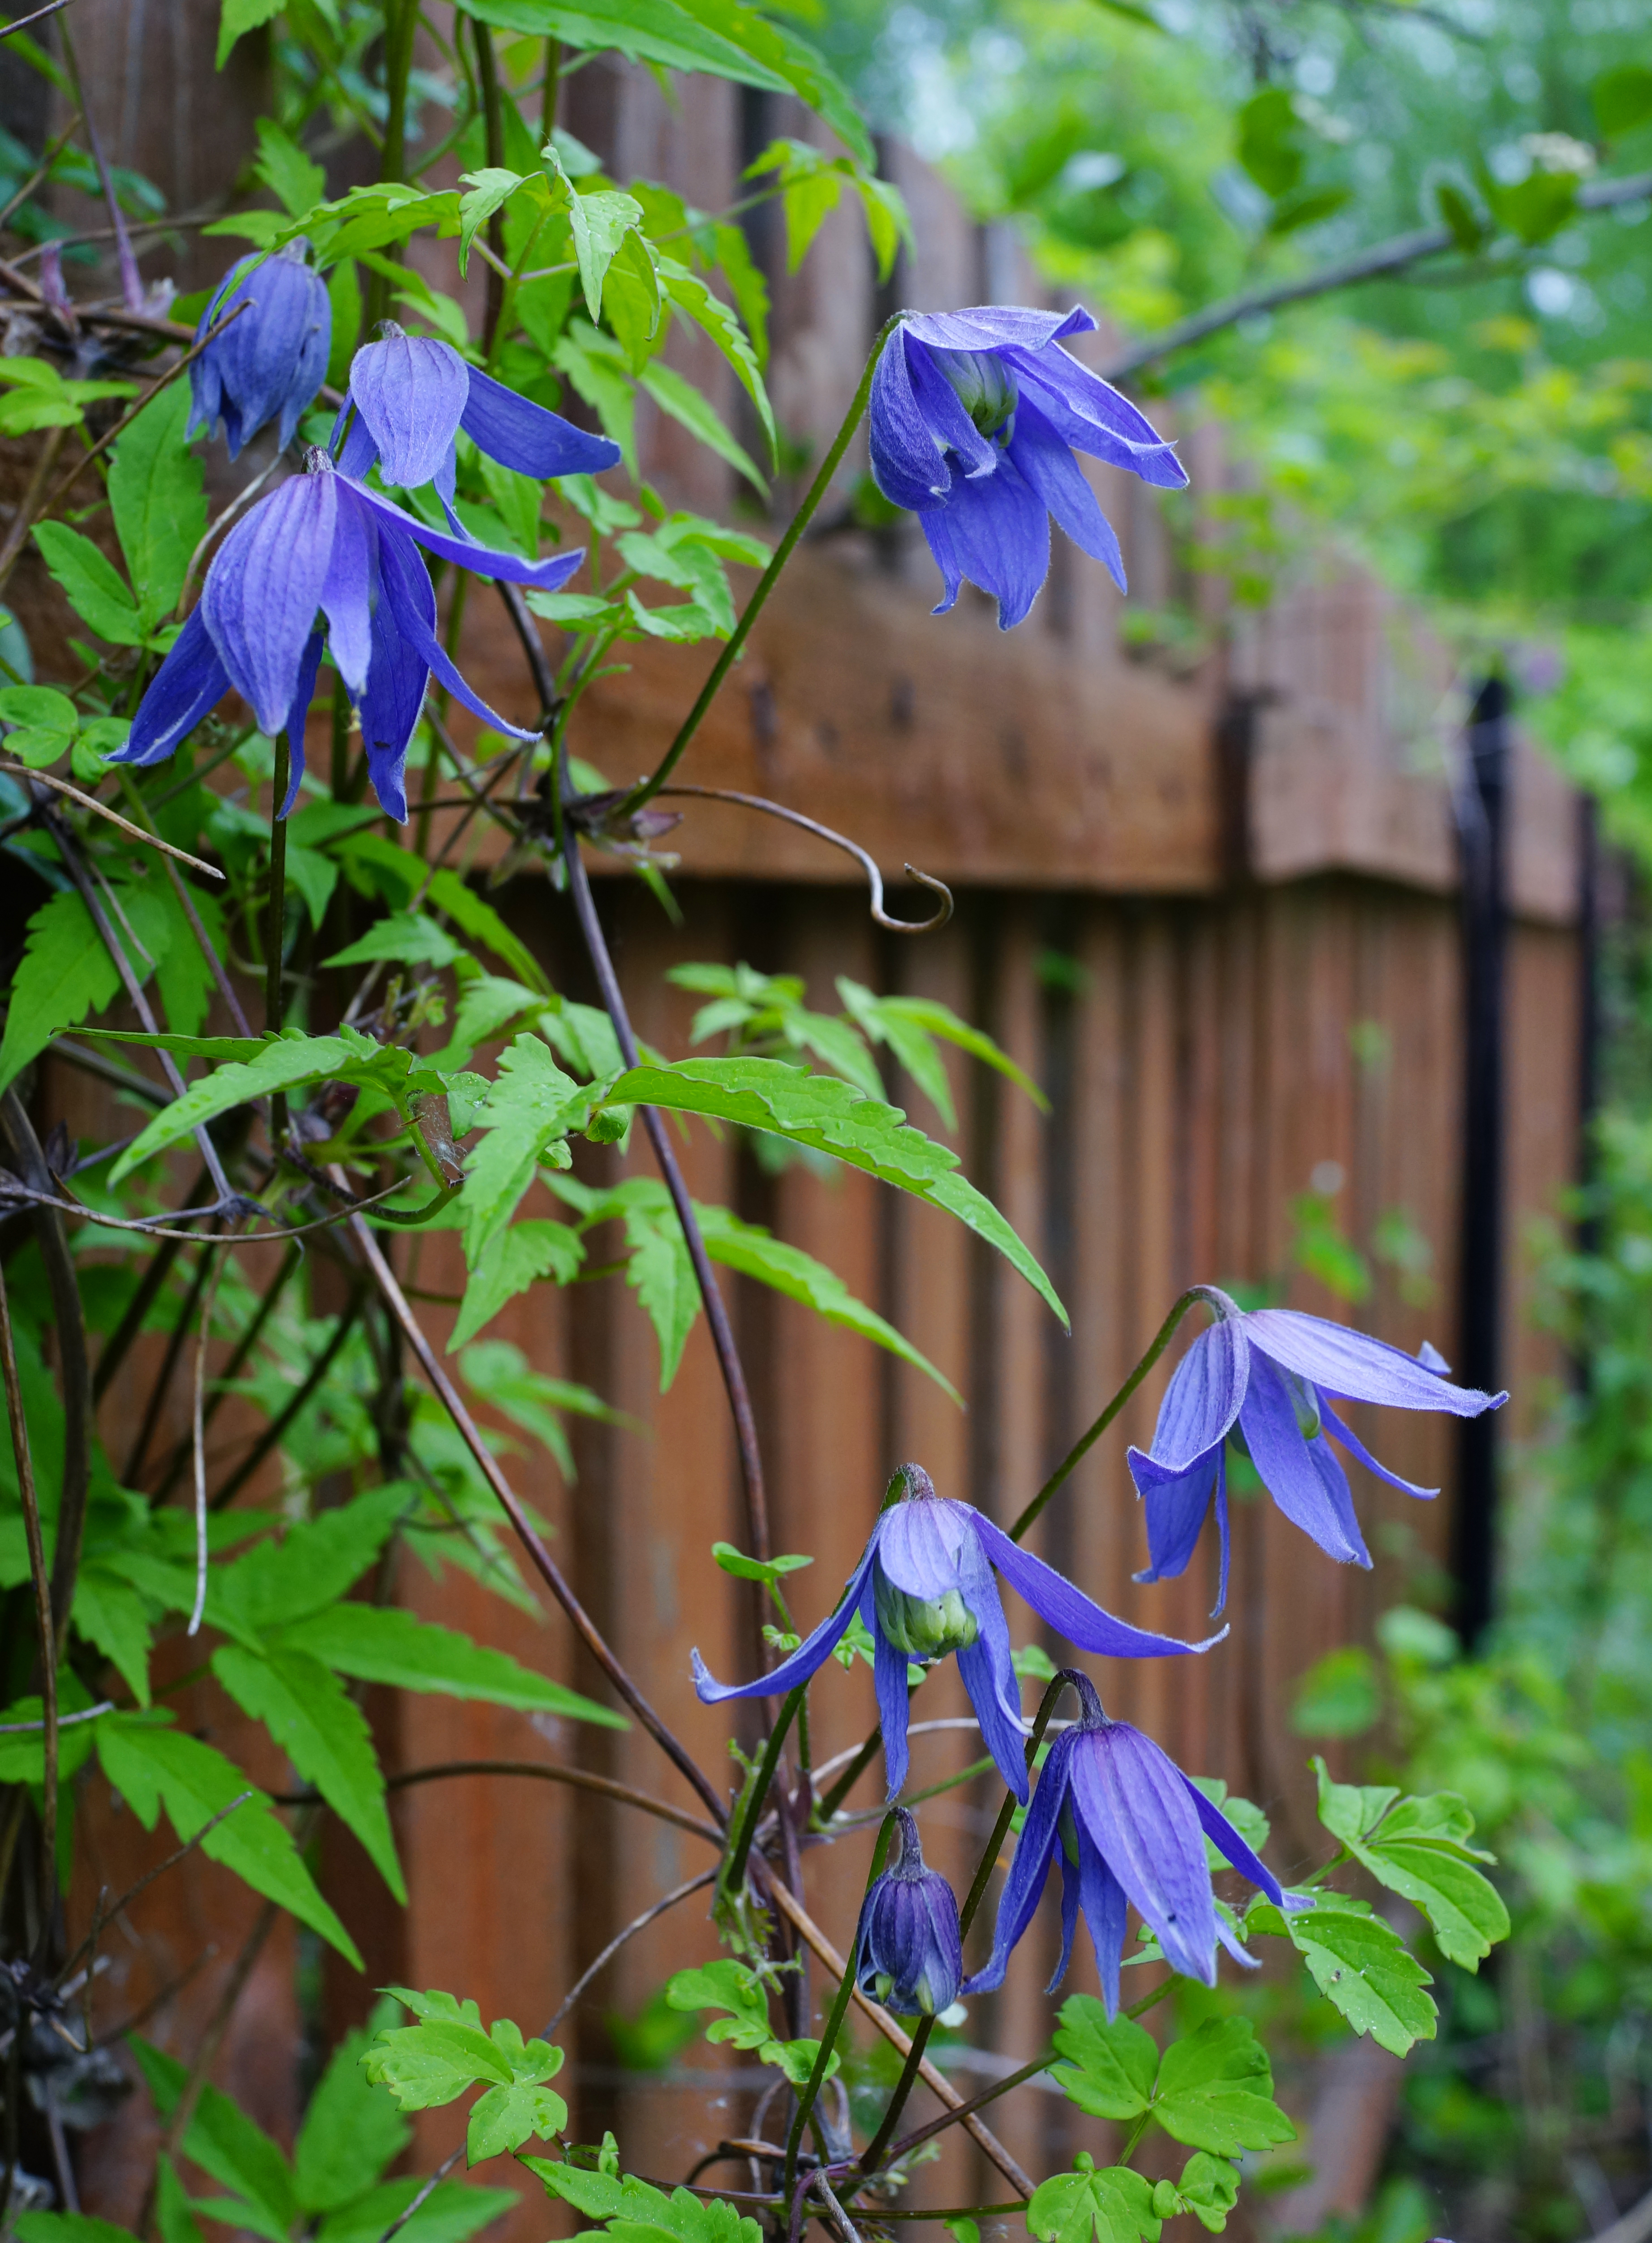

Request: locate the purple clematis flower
(965, 1671), (1295, 2015)
(112, 449), (585, 821)
(692, 1463), (1222, 1803)
(854, 1807), (963, 2019)
(189, 245), (331, 461)
(333, 325), (620, 515)
(868, 305), (1188, 629)
(1127, 1288), (1507, 1610)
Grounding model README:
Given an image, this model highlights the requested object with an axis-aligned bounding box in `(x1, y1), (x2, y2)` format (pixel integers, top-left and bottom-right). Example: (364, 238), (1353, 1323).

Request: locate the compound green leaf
(33, 520), (146, 645)
(1152, 2017), (1295, 2156)
(623, 1194), (697, 1390)
(325, 912), (466, 971)
(450, 1218), (586, 1348)
(694, 1202), (959, 1400)
(467, 2080), (568, 2164)
(132, 2039), (298, 2234)
(460, 1034), (590, 1264)
(0, 890), (121, 1091)
(98, 1715), (360, 1963)
(602, 1057), (1066, 1325)
(108, 378), (207, 627)
(214, 1489), (409, 1635)
(273, 1602), (628, 1728)
(1050, 1997), (1157, 2122)
(1250, 1891), (1436, 2057)
(1028, 2158), (1162, 2243)
(212, 1642), (404, 1901)
(362, 2020), (512, 2108)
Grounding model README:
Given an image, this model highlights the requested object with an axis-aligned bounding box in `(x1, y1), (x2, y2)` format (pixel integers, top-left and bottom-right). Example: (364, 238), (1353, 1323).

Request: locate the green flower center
(933, 347), (1018, 444)
(874, 1574), (980, 1659)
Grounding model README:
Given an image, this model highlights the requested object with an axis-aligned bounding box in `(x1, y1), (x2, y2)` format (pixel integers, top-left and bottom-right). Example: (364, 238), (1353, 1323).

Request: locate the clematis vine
(112, 449), (586, 821)
(333, 324), (620, 515)
(868, 305), (1187, 629)
(965, 1670), (1298, 2015)
(854, 1808), (963, 2019)
(189, 245), (331, 460)
(1127, 1288), (1507, 1608)
(692, 1462), (1221, 1802)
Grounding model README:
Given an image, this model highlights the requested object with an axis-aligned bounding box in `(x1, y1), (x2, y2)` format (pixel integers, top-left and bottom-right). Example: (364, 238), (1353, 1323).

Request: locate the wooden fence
(13, 28), (1588, 2240)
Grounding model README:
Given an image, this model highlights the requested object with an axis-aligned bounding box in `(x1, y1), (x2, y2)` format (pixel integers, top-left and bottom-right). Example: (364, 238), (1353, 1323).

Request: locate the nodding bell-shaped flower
(189, 245), (331, 460)
(853, 1808), (963, 2018)
(868, 305), (1188, 629)
(965, 1672), (1299, 2015)
(112, 448), (587, 822)
(1127, 1288), (1508, 1610)
(334, 325), (621, 515)
(692, 1463), (1222, 1804)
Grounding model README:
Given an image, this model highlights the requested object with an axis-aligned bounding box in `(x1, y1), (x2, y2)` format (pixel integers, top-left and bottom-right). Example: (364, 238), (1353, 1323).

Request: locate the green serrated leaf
(460, 1035), (590, 1263)
(294, 2011), (411, 2213)
(254, 119), (327, 218)
(623, 1194), (697, 1389)
(450, 1218), (585, 1348)
(272, 1602), (628, 1728)
(363, 2019), (513, 2109)
(1166, 2153), (1240, 2234)
(1028, 2157), (1162, 2243)
(325, 911), (466, 971)
(98, 1716), (361, 1964)
(212, 1642), (404, 1901)
(601, 1057), (1066, 1326)
(1251, 1891), (1437, 2057)
(426, 871), (550, 992)
(214, 1489), (408, 1634)
(73, 1564), (154, 1706)
(32, 521), (146, 645)
(108, 378), (207, 629)
(665, 1960), (772, 2051)
(108, 1033), (360, 1180)
(132, 2040), (298, 2233)
(1152, 2017), (1295, 2156)
(638, 359), (766, 494)
(1051, 1996), (1157, 2121)
(467, 2079), (568, 2164)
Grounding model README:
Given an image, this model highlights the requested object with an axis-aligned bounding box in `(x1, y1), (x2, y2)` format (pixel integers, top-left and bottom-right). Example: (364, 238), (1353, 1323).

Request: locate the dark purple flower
(1127, 1289), (1507, 1608)
(693, 1463), (1221, 1803)
(854, 1808), (963, 2018)
(112, 450), (585, 821)
(189, 245), (331, 461)
(868, 305), (1187, 629)
(333, 326), (620, 515)
(966, 1672), (1294, 2014)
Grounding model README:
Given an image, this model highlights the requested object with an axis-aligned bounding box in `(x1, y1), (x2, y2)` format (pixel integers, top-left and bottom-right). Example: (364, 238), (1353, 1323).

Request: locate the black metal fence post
(1452, 676), (1509, 1648)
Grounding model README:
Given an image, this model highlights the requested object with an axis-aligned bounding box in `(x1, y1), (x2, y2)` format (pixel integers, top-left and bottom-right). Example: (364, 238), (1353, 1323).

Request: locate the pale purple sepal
(1243, 1308), (1506, 1414)
(202, 470), (337, 738)
(349, 330), (470, 490)
(119, 607), (228, 765)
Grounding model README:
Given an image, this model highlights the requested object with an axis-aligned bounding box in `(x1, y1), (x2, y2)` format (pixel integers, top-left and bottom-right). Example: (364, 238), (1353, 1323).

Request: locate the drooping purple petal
(1128, 1446), (1221, 1587)
(319, 486), (375, 697)
(1070, 1724), (1217, 1985)
(1003, 347), (1189, 489)
(1320, 1399), (1440, 1500)
(901, 306), (1097, 355)
(1177, 1776), (1286, 1908)
(904, 339), (999, 480)
(1215, 1912), (1262, 1971)
(342, 472), (587, 592)
(335, 408), (378, 482)
(357, 536), (430, 825)
(371, 518), (539, 755)
(459, 365), (622, 477)
(919, 449), (1050, 629)
(970, 1511), (1226, 1658)
(1245, 1311), (1506, 1416)
(115, 607), (230, 766)
(870, 328), (953, 511)
(963, 1730), (1076, 1994)
(1149, 1316), (1251, 1470)
(348, 330), (470, 491)
(1237, 1354), (1369, 1565)
(1007, 398), (1127, 589)
(1073, 1819), (1131, 2015)
(1050, 1847), (1082, 1994)
(877, 1494), (973, 1601)
(955, 1524), (1029, 1800)
(874, 1588), (915, 1800)
(692, 1539), (878, 1704)
(202, 471), (337, 739)
(1212, 1452), (1230, 1615)
(280, 628), (325, 812)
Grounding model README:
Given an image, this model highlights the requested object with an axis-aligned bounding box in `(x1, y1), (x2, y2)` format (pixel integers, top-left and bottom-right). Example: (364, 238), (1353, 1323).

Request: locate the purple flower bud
(854, 1809), (963, 2018)
(189, 245), (331, 461)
